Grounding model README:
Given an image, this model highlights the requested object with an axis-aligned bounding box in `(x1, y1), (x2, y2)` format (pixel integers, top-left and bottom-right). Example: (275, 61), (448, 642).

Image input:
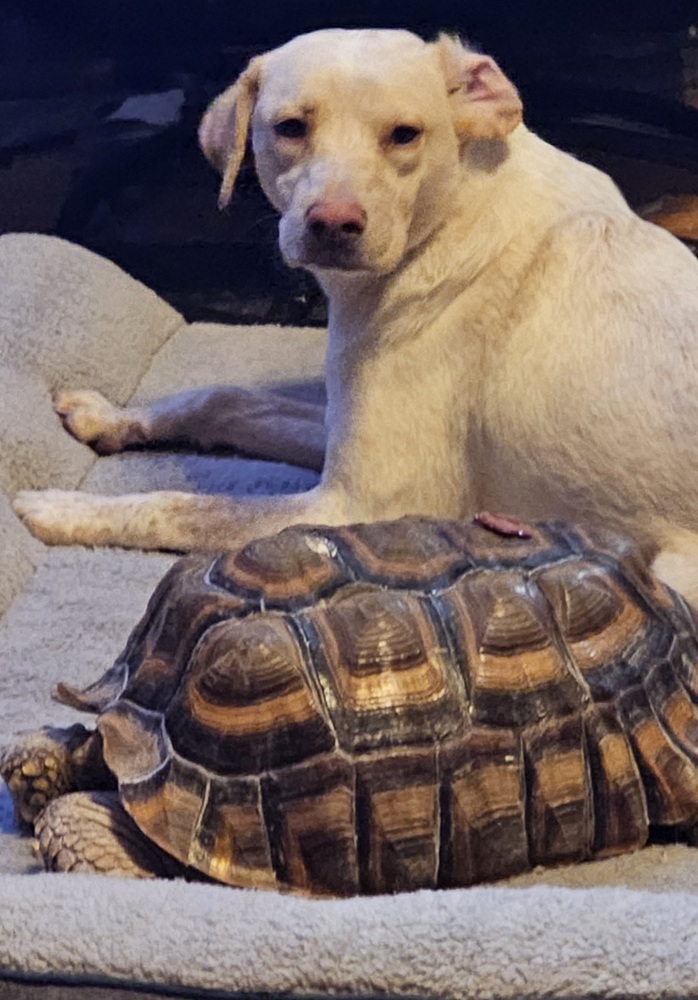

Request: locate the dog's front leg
(55, 387), (326, 471)
(13, 484), (347, 551)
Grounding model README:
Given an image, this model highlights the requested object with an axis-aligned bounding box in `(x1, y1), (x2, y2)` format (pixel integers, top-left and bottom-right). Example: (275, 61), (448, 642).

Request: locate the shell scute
(123, 555), (247, 714)
(644, 660), (698, 763)
(165, 614), (334, 775)
(616, 683), (698, 825)
(191, 775), (275, 889)
(582, 704), (648, 856)
(440, 517), (575, 570)
(300, 588), (466, 751)
(332, 517), (470, 587)
(120, 753), (208, 868)
(440, 569), (584, 727)
(438, 728), (527, 885)
(669, 604), (698, 703)
(262, 752), (358, 896)
(566, 523), (678, 617)
(536, 560), (664, 700)
(523, 715), (593, 866)
(210, 526), (349, 607)
(355, 746), (438, 893)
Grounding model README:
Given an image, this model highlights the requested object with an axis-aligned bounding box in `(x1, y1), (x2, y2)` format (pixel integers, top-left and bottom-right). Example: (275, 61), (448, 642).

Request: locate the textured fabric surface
(0, 233), (183, 398)
(2, 872), (698, 998)
(2, 234), (698, 998)
(0, 233), (183, 615)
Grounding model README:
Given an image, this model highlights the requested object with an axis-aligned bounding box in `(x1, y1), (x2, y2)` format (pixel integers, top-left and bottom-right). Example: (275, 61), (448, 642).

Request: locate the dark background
(1, 1), (696, 325)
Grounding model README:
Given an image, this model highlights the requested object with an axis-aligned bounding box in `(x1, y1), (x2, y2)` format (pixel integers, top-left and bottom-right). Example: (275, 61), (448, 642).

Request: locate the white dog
(14, 28), (698, 602)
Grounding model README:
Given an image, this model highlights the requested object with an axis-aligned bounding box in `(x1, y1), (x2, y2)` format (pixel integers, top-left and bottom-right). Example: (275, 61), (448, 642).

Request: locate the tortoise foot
(0, 724), (95, 827)
(36, 791), (184, 879)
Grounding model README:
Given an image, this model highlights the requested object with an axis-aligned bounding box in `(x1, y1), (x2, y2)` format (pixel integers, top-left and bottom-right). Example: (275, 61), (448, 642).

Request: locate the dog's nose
(306, 198), (367, 238)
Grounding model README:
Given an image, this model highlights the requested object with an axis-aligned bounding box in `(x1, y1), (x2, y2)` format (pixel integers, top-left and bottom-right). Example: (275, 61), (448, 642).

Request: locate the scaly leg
(35, 790), (184, 879)
(0, 724), (112, 826)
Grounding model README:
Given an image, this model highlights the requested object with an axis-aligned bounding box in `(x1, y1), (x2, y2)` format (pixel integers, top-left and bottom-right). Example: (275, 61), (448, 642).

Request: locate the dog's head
(199, 29), (522, 276)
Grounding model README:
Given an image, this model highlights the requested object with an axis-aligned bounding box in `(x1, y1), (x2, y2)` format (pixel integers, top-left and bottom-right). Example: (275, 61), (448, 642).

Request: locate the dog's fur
(14, 28), (698, 602)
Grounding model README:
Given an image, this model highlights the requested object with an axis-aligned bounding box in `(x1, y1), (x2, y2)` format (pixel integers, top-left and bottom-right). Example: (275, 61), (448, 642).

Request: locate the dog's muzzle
(300, 196), (368, 268)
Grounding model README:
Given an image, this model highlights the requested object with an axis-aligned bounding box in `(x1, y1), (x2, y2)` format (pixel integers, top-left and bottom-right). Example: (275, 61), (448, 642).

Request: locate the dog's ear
(434, 35), (522, 141)
(199, 56), (264, 209)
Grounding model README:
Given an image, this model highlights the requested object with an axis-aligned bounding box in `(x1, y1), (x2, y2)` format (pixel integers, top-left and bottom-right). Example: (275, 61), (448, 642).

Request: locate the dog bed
(1, 232), (698, 1000)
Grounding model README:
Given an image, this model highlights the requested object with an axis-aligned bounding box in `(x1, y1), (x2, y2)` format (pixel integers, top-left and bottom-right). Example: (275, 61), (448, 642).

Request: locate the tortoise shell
(57, 515), (698, 895)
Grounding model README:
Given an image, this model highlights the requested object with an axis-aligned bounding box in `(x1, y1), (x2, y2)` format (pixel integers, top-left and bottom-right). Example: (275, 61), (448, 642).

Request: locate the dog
(13, 28), (698, 603)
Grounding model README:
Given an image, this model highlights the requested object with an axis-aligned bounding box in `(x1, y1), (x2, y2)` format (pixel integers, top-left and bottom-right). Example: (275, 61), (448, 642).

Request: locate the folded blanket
(1, 233), (698, 999)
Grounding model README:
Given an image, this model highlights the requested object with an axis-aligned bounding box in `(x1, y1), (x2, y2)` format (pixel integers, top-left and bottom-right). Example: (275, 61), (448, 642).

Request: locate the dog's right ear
(434, 35), (522, 142)
(199, 56), (264, 209)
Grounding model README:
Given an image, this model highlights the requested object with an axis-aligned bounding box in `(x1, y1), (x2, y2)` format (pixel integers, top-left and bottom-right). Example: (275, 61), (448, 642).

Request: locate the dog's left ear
(434, 35), (522, 141)
(199, 56), (264, 209)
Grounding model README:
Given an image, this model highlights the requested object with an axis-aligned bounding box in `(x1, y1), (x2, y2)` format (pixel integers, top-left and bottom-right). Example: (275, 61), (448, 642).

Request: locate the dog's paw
(53, 390), (137, 454)
(13, 490), (105, 545)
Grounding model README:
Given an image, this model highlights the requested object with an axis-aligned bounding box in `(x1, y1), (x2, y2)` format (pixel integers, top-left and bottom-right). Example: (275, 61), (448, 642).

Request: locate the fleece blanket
(2, 232), (698, 999)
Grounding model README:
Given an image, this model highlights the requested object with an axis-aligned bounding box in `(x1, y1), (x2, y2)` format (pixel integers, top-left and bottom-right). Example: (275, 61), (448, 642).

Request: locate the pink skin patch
(474, 511), (534, 539)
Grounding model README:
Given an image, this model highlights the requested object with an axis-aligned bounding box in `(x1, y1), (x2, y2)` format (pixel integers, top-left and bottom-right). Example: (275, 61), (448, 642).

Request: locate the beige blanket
(1, 232), (698, 999)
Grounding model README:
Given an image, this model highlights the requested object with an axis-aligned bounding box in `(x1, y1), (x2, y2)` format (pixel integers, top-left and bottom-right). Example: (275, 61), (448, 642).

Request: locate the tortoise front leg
(0, 724), (112, 827)
(36, 791), (184, 878)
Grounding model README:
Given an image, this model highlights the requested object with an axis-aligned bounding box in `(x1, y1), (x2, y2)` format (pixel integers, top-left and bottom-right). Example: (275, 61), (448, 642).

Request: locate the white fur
(14, 29), (698, 601)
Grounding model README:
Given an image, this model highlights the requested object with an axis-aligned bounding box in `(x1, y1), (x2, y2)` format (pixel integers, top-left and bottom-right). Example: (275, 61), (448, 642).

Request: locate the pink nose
(305, 198), (367, 238)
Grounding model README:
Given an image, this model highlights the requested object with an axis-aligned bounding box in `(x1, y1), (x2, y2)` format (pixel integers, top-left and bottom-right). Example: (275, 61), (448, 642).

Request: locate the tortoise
(4, 512), (698, 896)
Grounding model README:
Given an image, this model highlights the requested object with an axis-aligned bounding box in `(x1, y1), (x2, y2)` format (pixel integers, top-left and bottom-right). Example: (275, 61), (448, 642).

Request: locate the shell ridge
(617, 682), (698, 826)
(580, 717), (596, 860)
(429, 573), (491, 709)
(566, 542), (680, 631)
(644, 657), (698, 768)
(435, 741), (446, 889)
(582, 703), (649, 857)
(521, 731), (534, 871)
(327, 531), (381, 585)
(522, 717), (594, 866)
(672, 636), (698, 707)
(286, 610), (339, 745)
(258, 774), (287, 889)
(425, 593), (472, 708)
(528, 570), (593, 704)
(54, 659), (129, 714)
(307, 528), (360, 586)
(118, 756), (170, 795)
(333, 519), (470, 590)
(101, 699), (171, 786)
(187, 773), (212, 869)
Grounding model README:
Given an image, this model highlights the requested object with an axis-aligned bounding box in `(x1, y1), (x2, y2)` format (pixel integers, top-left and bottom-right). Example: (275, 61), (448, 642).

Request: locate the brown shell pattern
(60, 516), (698, 896)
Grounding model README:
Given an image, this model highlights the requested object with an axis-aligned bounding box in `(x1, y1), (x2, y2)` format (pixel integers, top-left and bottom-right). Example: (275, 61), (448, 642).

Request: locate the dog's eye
(274, 118), (307, 139)
(390, 125), (423, 145)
